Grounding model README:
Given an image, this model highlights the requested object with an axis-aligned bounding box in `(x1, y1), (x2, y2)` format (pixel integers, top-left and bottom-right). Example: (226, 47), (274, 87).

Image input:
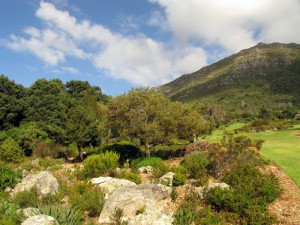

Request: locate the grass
(205, 124), (300, 187)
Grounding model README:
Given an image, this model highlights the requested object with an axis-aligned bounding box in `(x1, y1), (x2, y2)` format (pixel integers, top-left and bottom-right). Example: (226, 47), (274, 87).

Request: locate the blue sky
(1, 0), (300, 96)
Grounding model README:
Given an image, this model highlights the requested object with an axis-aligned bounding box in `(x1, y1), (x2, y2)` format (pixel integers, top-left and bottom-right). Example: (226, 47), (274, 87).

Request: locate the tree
(109, 89), (208, 156)
(0, 75), (25, 130)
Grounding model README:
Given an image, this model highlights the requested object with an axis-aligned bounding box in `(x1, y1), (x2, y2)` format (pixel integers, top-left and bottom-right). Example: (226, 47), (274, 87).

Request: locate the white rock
(159, 172), (175, 187)
(138, 166), (153, 174)
(21, 215), (58, 225)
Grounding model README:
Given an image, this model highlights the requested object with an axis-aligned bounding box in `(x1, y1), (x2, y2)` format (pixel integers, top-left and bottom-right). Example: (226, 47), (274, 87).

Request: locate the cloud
(149, 0), (300, 52)
(4, 1), (207, 86)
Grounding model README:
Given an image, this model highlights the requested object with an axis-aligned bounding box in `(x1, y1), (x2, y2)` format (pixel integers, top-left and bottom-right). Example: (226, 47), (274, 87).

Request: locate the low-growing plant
(172, 173), (186, 187)
(132, 157), (169, 178)
(117, 171), (141, 184)
(0, 200), (20, 224)
(0, 164), (21, 191)
(183, 151), (209, 184)
(81, 151), (119, 178)
(170, 187), (178, 201)
(0, 137), (24, 163)
(109, 207), (128, 225)
(68, 182), (105, 217)
(12, 189), (39, 208)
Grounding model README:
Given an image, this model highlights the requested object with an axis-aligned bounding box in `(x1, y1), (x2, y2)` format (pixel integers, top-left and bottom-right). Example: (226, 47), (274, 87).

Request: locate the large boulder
(159, 172), (175, 186)
(91, 176), (136, 197)
(12, 171), (59, 196)
(21, 215), (58, 225)
(99, 184), (173, 225)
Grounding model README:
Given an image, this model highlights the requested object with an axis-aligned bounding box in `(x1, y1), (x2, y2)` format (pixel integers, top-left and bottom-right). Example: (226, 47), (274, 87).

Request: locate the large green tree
(0, 75), (25, 130)
(109, 89), (208, 156)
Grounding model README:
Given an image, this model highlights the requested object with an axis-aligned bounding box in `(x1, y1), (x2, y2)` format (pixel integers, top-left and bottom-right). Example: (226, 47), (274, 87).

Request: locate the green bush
(82, 151), (119, 178)
(0, 137), (24, 163)
(0, 200), (20, 224)
(183, 151), (209, 184)
(12, 190), (39, 208)
(206, 163), (281, 224)
(152, 144), (185, 159)
(172, 173), (186, 187)
(66, 142), (78, 158)
(0, 164), (21, 191)
(132, 157), (169, 178)
(68, 182), (105, 217)
(117, 171), (141, 184)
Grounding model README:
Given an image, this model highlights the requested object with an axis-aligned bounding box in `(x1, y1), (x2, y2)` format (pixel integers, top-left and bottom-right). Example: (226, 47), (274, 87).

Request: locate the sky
(1, 0), (300, 96)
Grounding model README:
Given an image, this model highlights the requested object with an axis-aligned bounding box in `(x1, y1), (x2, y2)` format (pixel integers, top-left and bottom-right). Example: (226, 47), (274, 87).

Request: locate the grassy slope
(206, 124), (300, 187)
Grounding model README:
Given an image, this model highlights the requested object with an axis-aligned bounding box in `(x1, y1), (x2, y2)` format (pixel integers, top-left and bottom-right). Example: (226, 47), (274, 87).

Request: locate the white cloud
(4, 1), (207, 86)
(149, 0), (300, 52)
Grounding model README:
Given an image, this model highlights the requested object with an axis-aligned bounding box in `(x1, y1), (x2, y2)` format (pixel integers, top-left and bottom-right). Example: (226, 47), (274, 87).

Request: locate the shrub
(152, 144), (185, 159)
(132, 157), (169, 178)
(0, 200), (20, 223)
(117, 171), (141, 184)
(12, 190), (39, 208)
(206, 163), (281, 224)
(66, 142), (78, 158)
(68, 182), (105, 217)
(0, 164), (21, 191)
(82, 151), (119, 178)
(0, 137), (24, 163)
(172, 173), (186, 187)
(183, 151), (209, 184)
(32, 141), (66, 159)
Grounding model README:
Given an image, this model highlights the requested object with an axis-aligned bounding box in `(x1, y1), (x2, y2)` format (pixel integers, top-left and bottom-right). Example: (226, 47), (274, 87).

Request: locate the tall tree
(0, 75), (25, 130)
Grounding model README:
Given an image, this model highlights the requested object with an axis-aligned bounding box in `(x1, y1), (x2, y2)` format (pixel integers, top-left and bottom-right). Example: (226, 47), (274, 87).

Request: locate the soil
(266, 165), (300, 225)
(294, 132), (300, 136)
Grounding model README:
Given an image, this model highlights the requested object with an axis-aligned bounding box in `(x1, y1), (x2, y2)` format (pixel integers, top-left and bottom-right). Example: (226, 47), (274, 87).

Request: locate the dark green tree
(0, 75), (25, 130)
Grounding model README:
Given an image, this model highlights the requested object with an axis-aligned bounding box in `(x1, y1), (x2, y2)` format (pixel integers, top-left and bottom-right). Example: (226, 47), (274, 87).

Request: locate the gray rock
(91, 176), (136, 197)
(99, 184), (173, 225)
(21, 215), (58, 225)
(138, 166), (153, 174)
(12, 171), (59, 197)
(159, 172), (175, 187)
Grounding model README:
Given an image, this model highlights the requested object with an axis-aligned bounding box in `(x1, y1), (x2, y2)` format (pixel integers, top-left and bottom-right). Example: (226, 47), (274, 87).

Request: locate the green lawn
(206, 124), (300, 187)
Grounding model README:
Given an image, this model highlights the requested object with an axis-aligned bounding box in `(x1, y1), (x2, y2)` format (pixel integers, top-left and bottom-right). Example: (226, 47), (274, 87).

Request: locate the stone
(99, 184), (173, 225)
(17, 207), (40, 218)
(91, 176), (136, 197)
(159, 172), (175, 186)
(138, 166), (153, 174)
(194, 182), (230, 199)
(21, 215), (58, 225)
(12, 171), (59, 197)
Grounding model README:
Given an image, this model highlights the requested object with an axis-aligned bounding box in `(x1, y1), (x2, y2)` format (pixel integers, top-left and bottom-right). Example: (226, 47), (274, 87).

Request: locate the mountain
(158, 43), (300, 115)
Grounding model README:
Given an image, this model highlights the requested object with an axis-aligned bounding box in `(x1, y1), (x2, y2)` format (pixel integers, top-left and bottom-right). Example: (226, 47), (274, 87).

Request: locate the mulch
(266, 165), (300, 225)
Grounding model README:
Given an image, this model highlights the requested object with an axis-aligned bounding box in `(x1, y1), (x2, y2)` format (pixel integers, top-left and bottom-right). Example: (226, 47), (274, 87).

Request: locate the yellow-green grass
(206, 124), (300, 187)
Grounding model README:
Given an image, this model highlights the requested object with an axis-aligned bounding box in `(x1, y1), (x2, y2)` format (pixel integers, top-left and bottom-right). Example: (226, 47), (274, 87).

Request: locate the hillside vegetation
(158, 43), (300, 116)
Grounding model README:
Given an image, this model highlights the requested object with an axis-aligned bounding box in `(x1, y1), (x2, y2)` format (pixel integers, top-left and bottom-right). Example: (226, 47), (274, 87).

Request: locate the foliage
(206, 163), (281, 224)
(0, 200), (20, 224)
(0, 164), (21, 191)
(237, 118), (293, 132)
(0, 137), (24, 163)
(132, 157), (169, 178)
(173, 193), (224, 225)
(68, 182), (105, 217)
(98, 142), (143, 164)
(152, 144), (186, 159)
(183, 151), (209, 184)
(109, 207), (128, 225)
(37, 204), (82, 225)
(12, 190), (39, 208)
(172, 173), (186, 186)
(117, 171), (141, 184)
(81, 151), (119, 178)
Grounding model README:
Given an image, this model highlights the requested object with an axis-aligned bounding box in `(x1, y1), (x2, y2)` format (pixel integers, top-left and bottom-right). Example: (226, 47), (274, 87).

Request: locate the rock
(21, 215), (58, 225)
(22, 170), (29, 178)
(159, 172), (175, 186)
(194, 182), (230, 199)
(138, 166), (153, 174)
(99, 184), (173, 225)
(115, 167), (121, 173)
(12, 171), (59, 197)
(31, 159), (39, 166)
(91, 177), (136, 197)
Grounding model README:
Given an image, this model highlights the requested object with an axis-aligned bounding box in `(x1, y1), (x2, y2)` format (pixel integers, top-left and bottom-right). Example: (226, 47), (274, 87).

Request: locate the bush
(0, 137), (24, 163)
(68, 182), (105, 217)
(12, 190), (38, 208)
(0, 164), (21, 191)
(183, 152), (209, 184)
(32, 141), (66, 159)
(66, 142), (78, 158)
(82, 151), (119, 178)
(206, 163), (281, 224)
(172, 173), (186, 187)
(132, 157), (169, 178)
(117, 171), (141, 184)
(0, 200), (20, 224)
(152, 145), (185, 159)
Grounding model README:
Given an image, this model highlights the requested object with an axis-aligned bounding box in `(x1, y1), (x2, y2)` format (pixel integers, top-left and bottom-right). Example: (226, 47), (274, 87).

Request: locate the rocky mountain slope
(158, 43), (300, 114)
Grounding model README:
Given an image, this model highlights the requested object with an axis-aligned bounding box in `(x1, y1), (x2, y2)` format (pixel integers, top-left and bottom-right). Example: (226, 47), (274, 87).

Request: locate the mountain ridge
(157, 42), (300, 114)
